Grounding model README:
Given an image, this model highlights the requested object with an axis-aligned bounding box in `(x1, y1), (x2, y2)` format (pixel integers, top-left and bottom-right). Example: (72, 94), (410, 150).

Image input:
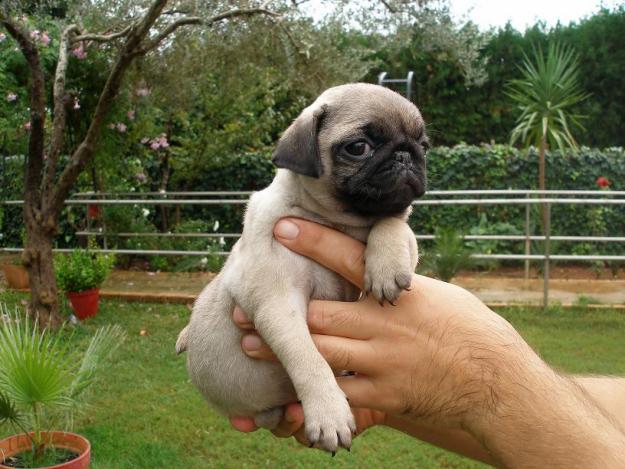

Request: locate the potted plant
(55, 249), (115, 320)
(0, 303), (125, 468)
(1, 259), (29, 290)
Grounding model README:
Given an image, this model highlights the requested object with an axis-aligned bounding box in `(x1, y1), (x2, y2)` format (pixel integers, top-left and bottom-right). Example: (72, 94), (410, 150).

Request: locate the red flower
(596, 176), (610, 188)
(87, 204), (101, 219)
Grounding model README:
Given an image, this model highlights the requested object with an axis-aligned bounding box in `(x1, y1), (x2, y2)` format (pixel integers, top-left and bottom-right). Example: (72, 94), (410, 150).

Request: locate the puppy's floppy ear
(272, 104), (327, 178)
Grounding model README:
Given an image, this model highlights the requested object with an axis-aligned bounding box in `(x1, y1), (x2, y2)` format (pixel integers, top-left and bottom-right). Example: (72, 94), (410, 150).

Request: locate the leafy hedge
(2, 146), (624, 259)
(172, 145), (625, 257)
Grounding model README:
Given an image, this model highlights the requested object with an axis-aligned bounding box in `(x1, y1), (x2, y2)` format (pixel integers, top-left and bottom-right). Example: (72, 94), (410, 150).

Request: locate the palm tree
(507, 42), (589, 194)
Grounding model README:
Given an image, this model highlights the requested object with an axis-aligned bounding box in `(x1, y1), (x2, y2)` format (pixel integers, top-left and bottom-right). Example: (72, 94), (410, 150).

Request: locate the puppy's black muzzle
(341, 150), (426, 216)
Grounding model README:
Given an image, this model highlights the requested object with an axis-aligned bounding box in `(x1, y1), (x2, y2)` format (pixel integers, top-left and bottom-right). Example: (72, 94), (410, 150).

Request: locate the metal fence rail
(2, 190), (625, 306)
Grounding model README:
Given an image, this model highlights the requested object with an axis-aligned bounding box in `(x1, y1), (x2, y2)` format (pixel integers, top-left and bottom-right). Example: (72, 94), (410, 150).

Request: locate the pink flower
(24, 121), (31, 131)
(116, 123), (127, 133)
(6, 92), (17, 102)
(596, 176), (610, 188)
(136, 88), (151, 97)
(30, 30), (41, 41)
(0, 33), (7, 42)
(72, 44), (87, 60)
(158, 134), (169, 148)
(127, 110), (135, 120)
(40, 32), (51, 46)
(73, 98), (80, 110)
(149, 134), (170, 150)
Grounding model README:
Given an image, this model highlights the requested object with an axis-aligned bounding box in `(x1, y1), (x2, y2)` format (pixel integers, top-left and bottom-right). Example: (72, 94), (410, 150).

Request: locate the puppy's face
(273, 83), (428, 217)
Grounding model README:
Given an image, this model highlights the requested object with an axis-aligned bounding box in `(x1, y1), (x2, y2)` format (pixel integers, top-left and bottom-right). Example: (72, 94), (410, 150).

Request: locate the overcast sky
(305, 1), (624, 31)
(448, 0), (623, 30)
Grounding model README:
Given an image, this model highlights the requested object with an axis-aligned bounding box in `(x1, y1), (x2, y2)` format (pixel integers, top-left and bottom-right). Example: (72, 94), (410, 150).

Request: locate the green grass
(1, 291), (624, 468)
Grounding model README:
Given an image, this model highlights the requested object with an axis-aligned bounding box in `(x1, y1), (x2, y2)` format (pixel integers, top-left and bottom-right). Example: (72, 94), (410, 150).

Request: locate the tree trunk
(539, 136), (548, 232)
(22, 223), (63, 329)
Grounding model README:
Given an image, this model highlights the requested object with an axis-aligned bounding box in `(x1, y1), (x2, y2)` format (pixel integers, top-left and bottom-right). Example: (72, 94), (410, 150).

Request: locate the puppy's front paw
(364, 250), (414, 305)
(303, 387), (356, 453)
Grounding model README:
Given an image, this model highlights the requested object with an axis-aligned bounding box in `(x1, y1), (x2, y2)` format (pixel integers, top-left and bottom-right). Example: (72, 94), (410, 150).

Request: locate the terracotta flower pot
(2, 264), (29, 290)
(66, 288), (100, 320)
(0, 431), (90, 469)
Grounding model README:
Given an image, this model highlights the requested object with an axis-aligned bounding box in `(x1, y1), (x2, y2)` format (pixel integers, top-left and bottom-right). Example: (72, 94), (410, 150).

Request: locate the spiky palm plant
(507, 42), (589, 193)
(420, 228), (474, 282)
(0, 303), (125, 467)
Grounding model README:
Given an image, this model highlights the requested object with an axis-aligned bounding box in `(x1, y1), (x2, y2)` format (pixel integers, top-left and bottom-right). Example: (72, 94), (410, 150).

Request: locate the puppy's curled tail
(175, 325), (189, 354)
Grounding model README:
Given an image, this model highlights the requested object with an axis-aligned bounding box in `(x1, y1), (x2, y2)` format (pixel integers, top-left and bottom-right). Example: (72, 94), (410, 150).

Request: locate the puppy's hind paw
(303, 389), (356, 453)
(254, 406), (285, 430)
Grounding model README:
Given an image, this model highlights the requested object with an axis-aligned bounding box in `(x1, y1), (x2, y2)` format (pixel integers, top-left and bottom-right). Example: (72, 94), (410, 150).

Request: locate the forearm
(473, 358), (625, 468)
(385, 415), (495, 465)
(573, 376), (625, 430)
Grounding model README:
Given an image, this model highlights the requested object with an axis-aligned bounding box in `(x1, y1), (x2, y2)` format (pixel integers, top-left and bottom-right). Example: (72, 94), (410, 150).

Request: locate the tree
(507, 42), (589, 194)
(0, 0), (281, 328)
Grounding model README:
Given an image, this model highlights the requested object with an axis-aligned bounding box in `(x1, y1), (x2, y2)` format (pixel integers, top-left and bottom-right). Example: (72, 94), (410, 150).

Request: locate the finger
(335, 375), (380, 412)
(230, 416), (258, 433)
(312, 334), (378, 375)
(241, 334), (279, 362)
(307, 299), (384, 340)
(274, 218), (365, 289)
(233, 306), (255, 330)
(272, 403), (304, 438)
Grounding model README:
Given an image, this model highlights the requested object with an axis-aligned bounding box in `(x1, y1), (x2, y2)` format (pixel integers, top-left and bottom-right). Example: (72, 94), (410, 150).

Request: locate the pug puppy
(176, 83), (428, 453)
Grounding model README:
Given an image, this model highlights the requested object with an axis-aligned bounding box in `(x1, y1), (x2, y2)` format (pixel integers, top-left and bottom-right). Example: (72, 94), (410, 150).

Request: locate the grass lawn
(1, 291), (625, 468)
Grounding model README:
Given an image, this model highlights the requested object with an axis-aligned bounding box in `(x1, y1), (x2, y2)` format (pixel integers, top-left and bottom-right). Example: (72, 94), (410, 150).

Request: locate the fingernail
(274, 219), (299, 240)
(233, 306), (247, 324)
(242, 334), (262, 351)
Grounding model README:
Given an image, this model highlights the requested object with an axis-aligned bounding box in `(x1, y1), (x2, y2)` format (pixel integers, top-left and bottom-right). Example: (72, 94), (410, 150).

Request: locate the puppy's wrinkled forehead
(316, 84), (425, 143)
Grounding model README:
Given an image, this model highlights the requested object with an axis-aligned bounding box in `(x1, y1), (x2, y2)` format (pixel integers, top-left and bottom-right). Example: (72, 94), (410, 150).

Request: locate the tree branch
(50, 0), (281, 214)
(0, 13), (46, 216)
(132, 16), (201, 56)
(43, 24), (79, 203)
(50, 0), (170, 216)
(380, 0), (398, 13)
(134, 6), (280, 57)
(73, 25), (132, 43)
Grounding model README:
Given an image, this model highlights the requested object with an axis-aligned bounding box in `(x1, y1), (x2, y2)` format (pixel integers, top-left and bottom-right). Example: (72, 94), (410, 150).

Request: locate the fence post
(525, 193), (531, 280)
(543, 202), (551, 309)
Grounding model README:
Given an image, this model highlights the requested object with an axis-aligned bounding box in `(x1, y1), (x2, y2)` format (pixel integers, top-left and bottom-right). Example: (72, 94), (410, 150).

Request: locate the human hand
(235, 217), (538, 434)
(230, 218), (625, 466)
(230, 305), (387, 445)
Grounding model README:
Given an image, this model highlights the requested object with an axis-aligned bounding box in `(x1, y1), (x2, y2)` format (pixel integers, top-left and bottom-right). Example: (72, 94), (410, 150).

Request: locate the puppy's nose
(393, 151), (412, 164)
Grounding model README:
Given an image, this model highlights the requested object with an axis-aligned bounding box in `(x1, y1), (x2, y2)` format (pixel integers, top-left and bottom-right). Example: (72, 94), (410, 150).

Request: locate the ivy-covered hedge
(414, 145), (625, 257)
(2, 146), (624, 258)
(173, 145), (625, 257)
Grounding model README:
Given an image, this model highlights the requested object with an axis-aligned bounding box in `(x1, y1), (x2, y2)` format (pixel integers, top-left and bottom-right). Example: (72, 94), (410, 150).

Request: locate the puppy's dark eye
(344, 141), (371, 157)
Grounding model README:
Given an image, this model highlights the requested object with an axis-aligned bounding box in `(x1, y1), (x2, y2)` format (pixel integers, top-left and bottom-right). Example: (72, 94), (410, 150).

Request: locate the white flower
(212, 220), (220, 232)
(142, 208), (150, 217)
(200, 257), (208, 266)
(218, 237), (225, 246)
